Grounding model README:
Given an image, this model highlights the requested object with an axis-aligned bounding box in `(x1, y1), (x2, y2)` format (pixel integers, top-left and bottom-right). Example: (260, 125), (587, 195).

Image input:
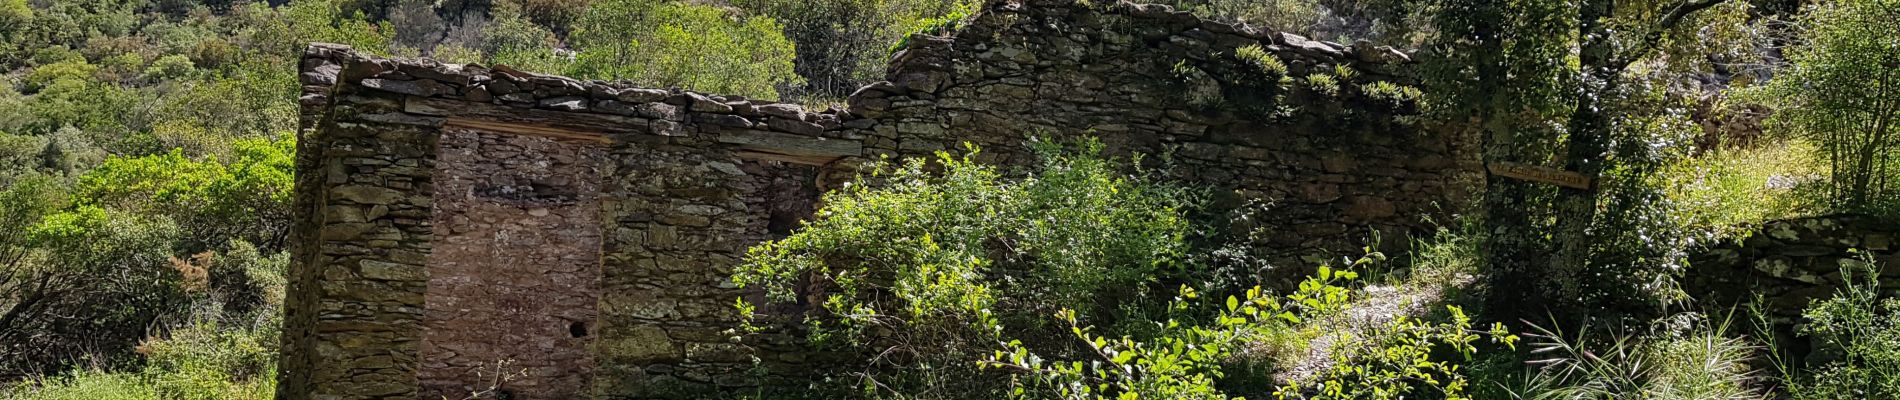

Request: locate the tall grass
(1501, 314), (1763, 399)
(1662, 139), (1820, 238)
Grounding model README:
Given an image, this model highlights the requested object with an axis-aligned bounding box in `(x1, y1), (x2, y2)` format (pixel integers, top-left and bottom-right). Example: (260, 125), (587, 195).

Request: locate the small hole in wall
(569, 321), (588, 338)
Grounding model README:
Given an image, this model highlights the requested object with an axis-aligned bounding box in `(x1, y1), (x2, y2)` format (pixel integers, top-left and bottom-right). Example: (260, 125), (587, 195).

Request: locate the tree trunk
(1547, 0), (1618, 321)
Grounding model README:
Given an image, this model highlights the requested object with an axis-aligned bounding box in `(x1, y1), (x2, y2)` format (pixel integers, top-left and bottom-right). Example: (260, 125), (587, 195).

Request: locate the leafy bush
(1358, 81), (1421, 107)
(888, 2), (976, 54)
(1783, 254), (1900, 399)
(1747, 0), (1900, 215)
(736, 0), (972, 99)
(736, 140), (1197, 396)
(1281, 307), (1511, 400)
(567, 0), (803, 99)
(1, 205), (186, 374)
(1304, 73), (1340, 97)
(987, 260), (1515, 400)
(74, 134), (294, 251)
(3, 314), (279, 400)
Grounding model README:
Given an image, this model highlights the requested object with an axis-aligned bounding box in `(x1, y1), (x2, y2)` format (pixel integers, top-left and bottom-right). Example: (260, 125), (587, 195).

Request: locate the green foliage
(481, 0), (566, 74)
(142, 55), (199, 82)
(285, 0), (394, 55)
(1303, 73), (1340, 97)
(4, 372), (157, 400)
(985, 258), (1515, 400)
(1661, 141), (1818, 237)
(564, 0), (802, 99)
(1357, 81), (1420, 106)
(735, 0), (971, 100)
(3, 314), (279, 400)
(888, 1), (975, 54)
(1782, 253), (1900, 399)
(1235, 45), (1289, 78)
(143, 316), (278, 400)
(983, 285), (1273, 400)
(1506, 315), (1763, 399)
(736, 140), (1196, 396)
(1747, 0), (1900, 215)
(2, 205), (186, 373)
(24, 60), (100, 93)
(1281, 306), (1512, 400)
(74, 135), (294, 250)
(1172, 60), (1226, 108)
(511, 0), (591, 34)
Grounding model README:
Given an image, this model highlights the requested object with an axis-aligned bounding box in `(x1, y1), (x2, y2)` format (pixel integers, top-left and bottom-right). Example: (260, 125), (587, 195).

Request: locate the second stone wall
(853, 0), (1477, 273)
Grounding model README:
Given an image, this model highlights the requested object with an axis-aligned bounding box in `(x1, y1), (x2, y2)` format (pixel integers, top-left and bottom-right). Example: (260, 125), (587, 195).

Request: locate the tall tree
(1752, 0), (1900, 213)
(1427, 0), (1742, 324)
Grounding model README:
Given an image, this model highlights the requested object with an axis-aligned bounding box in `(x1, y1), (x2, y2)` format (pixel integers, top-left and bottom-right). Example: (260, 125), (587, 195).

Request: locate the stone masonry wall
(279, 1), (1478, 398)
(417, 127), (606, 399)
(1685, 215), (1900, 363)
(854, 0), (1477, 270)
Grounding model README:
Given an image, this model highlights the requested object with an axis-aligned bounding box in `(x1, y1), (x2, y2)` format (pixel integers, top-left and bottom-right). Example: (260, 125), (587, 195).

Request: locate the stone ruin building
(279, 0), (1485, 398)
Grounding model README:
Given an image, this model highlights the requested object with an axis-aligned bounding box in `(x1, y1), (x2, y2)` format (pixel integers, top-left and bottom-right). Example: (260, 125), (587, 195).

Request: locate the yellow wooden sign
(1487, 161), (1594, 189)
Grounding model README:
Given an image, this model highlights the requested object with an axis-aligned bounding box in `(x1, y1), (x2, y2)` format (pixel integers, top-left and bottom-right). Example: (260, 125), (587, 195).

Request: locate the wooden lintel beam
(733, 150), (844, 166)
(717, 130), (861, 164)
(444, 118), (613, 144)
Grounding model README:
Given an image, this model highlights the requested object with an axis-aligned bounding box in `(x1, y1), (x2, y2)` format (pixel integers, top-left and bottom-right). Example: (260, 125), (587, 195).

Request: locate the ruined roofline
(295, 0), (1420, 141)
(296, 44), (867, 166)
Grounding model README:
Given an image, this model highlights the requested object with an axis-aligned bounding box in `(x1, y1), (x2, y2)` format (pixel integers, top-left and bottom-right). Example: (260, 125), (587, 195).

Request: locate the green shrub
(1358, 81), (1421, 106)
(144, 316), (277, 400)
(1280, 305), (1509, 400)
(986, 259), (1515, 400)
(141, 55), (198, 82)
(1784, 253), (1900, 399)
(735, 140), (1197, 396)
(567, 0), (803, 99)
(888, 2), (976, 54)
(3, 372), (157, 400)
(2, 314), (278, 400)
(1746, 0), (1900, 215)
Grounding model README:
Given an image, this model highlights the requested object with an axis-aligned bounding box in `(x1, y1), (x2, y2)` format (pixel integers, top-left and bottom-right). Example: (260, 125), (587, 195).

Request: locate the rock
(359, 260), (424, 281)
(1343, 196), (1396, 220)
(1279, 32), (1343, 58)
(687, 93), (734, 113)
(767, 118), (824, 135)
(539, 96), (589, 111)
(757, 104), (806, 120)
(462, 86), (493, 102)
(602, 326), (682, 363)
(331, 185), (407, 205)
(616, 88), (669, 103)
(359, 78), (448, 97)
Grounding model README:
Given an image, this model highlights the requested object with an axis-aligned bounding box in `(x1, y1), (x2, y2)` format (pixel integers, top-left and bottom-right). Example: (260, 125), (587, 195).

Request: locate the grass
(1662, 139), (1821, 237)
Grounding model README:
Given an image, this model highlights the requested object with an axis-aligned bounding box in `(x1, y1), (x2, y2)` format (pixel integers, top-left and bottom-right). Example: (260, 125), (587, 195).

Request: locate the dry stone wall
(278, 1), (1478, 398)
(1685, 215), (1900, 363)
(856, 0), (1477, 267)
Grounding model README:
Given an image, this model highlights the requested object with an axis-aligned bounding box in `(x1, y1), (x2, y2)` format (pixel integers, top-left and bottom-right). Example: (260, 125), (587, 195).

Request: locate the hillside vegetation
(1, 0), (1897, 399)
